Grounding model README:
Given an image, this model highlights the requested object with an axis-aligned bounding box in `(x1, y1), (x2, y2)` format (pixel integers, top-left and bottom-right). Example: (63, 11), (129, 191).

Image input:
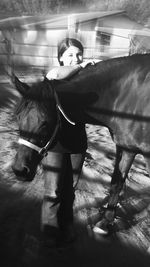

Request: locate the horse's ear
(13, 76), (30, 96)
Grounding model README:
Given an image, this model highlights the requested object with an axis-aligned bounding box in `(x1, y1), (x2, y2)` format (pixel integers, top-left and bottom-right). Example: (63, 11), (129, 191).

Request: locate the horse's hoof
(92, 220), (109, 235)
(93, 226), (108, 235)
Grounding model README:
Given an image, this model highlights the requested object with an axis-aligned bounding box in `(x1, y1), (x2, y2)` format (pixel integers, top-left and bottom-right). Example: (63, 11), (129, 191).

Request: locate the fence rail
(0, 37), (129, 74)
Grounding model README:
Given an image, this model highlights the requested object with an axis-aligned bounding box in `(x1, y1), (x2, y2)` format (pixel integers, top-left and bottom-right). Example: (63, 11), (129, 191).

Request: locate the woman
(42, 38), (92, 247)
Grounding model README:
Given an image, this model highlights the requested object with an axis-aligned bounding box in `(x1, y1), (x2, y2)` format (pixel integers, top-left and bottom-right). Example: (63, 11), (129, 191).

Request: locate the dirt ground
(0, 79), (150, 267)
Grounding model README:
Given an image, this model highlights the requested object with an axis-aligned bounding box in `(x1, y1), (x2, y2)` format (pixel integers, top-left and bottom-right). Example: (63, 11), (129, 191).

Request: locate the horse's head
(12, 77), (58, 181)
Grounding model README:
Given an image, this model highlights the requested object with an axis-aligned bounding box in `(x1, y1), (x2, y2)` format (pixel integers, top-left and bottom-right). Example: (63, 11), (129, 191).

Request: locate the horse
(12, 53), (150, 235)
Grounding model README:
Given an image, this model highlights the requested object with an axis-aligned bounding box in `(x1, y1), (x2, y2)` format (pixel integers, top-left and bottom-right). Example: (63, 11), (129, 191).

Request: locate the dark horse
(12, 53), (150, 234)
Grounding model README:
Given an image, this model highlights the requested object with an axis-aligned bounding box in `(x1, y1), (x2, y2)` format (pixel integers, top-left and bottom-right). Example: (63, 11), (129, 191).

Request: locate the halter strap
(18, 138), (41, 153)
(18, 103), (60, 157)
(18, 118), (60, 157)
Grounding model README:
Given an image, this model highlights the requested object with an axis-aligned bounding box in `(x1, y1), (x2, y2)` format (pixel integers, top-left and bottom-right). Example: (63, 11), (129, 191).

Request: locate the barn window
(97, 31), (111, 46)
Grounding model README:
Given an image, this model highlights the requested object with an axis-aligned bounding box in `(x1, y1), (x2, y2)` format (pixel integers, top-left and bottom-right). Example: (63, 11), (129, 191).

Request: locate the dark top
(50, 114), (87, 153)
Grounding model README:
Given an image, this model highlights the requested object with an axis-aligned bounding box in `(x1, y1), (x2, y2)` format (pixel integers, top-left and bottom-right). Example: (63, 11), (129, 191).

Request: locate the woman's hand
(80, 60), (96, 68)
(46, 68), (59, 80)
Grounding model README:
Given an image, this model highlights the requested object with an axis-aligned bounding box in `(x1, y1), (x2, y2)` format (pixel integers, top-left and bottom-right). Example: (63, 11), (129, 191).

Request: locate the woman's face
(60, 45), (83, 66)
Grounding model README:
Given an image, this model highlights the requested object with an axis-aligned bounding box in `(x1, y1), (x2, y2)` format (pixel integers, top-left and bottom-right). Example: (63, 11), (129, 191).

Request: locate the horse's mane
(15, 78), (55, 116)
(27, 79), (54, 100)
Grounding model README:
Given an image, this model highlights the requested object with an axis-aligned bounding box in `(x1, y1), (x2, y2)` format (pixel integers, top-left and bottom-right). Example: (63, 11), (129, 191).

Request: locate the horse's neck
(55, 75), (116, 125)
(54, 57), (136, 124)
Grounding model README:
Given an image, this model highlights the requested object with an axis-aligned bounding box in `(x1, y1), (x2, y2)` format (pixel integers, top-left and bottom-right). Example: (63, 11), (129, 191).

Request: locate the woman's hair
(58, 38), (84, 65)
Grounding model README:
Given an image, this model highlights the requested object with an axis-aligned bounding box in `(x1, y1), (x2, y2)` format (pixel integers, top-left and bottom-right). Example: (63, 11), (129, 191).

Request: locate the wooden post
(3, 30), (15, 81)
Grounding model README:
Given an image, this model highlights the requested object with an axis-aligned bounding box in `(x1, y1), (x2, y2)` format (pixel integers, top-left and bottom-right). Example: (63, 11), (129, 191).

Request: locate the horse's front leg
(93, 146), (135, 234)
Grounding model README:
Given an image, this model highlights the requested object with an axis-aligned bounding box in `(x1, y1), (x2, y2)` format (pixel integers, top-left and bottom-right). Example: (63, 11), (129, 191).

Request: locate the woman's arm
(46, 65), (81, 80)
(46, 60), (95, 80)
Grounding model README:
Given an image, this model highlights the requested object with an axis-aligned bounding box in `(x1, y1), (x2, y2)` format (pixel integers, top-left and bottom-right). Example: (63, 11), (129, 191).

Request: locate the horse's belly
(112, 119), (150, 153)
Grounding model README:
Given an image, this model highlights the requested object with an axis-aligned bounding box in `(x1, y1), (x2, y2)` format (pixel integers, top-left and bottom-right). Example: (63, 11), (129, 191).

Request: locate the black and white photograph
(0, 1), (150, 266)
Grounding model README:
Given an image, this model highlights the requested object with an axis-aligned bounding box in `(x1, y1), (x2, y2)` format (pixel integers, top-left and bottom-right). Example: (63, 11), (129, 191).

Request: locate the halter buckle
(39, 147), (48, 157)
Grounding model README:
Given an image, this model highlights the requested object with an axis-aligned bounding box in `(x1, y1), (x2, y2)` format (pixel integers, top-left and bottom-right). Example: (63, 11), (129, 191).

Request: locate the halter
(18, 89), (76, 157)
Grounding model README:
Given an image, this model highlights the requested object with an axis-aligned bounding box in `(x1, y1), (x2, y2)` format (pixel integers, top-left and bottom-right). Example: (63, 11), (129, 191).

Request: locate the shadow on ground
(0, 172), (150, 267)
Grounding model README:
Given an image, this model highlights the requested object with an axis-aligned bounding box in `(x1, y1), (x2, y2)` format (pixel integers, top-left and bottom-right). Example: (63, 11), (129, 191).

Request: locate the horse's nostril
(24, 166), (30, 174)
(12, 164), (34, 182)
(12, 164), (30, 176)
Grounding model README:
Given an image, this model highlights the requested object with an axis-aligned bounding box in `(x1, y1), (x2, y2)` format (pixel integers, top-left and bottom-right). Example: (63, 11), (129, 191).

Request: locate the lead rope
(53, 89), (76, 126)
(57, 104), (75, 125)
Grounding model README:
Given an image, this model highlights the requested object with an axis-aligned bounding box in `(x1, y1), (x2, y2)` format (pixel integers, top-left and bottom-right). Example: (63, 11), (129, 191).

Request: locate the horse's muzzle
(12, 164), (35, 182)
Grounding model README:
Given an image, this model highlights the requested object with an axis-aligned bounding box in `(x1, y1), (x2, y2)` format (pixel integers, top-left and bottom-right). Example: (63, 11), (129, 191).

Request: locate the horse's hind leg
(140, 156), (150, 215)
(108, 147), (135, 208)
(93, 146), (135, 234)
